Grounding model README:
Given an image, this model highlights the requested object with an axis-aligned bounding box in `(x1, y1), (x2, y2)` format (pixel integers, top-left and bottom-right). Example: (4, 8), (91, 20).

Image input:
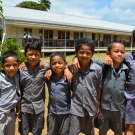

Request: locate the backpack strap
(102, 65), (111, 81)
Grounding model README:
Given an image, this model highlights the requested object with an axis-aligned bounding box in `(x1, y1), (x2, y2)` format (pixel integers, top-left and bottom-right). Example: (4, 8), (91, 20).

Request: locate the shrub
(0, 38), (26, 64)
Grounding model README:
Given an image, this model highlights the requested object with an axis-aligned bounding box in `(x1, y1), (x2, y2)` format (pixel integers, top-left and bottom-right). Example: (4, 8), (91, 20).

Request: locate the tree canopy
(16, 0), (51, 11)
(16, 1), (40, 10)
(38, 0), (51, 11)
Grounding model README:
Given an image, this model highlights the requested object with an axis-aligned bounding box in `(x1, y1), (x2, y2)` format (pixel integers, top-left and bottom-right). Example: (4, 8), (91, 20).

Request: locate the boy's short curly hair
(24, 39), (41, 53)
(75, 37), (95, 53)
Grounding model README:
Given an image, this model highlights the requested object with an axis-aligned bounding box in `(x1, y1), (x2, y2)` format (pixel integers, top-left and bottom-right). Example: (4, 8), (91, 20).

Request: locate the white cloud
(111, 0), (135, 10)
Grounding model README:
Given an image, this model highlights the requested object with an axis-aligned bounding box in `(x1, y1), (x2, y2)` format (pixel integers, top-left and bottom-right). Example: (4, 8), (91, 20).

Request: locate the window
(103, 34), (111, 41)
(58, 31), (69, 39)
(24, 28), (32, 38)
(39, 30), (53, 39)
(44, 30), (48, 39)
(49, 30), (53, 39)
(66, 31), (70, 39)
(80, 32), (83, 38)
(39, 29), (43, 38)
(74, 32), (79, 39)
(114, 35), (117, 41)
(92, 33), (95, 40)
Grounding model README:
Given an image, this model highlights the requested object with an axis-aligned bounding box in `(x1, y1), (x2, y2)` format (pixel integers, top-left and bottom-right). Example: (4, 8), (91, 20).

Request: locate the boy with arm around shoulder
(0, 51), (21, 135)
(98, 41), (128, 135)
(46, 52), (71, 135)
(18, 41), (50, 135)
(69, 37), (102, 135)
(105, 31), (135, 135)
(72, 41), (128, 135)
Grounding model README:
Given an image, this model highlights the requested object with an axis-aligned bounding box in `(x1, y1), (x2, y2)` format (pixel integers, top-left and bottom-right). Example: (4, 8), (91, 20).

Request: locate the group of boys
(0, 30), (135, 135)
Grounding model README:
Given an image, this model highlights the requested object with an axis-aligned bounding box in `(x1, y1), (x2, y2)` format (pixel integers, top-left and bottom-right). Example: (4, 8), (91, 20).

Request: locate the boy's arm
(92, 58), (104, 68)
(16, 99), (21, 122)
(44, 63), (73, 83)
(95, 89), (101, 118)
(72, 56), (105, 72)
(64, 67), (73, 83)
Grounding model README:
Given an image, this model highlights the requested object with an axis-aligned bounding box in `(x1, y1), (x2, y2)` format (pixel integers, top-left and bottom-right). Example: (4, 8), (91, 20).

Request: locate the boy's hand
(19, 62), (26, 70)
(72, 57), (80, 72)
(104, 55), (113, 68)
(44, 69), (52, 80)
(16, 113), (21, 122)
(64, 68), (73, 83)
(39, 60), (44, 69)
(95, 107), (100, 118)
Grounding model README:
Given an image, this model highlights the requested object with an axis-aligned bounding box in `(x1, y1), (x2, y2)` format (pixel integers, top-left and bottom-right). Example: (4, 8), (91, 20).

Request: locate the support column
(42, 29), (44, 49)
(64, 31), (66, 56)
(111, 34), (113, 41)
(83, 31), (85, 37)
(98, 34), (100, 49)
(16, 26), (18, 44)
(2, 17), (6, 41)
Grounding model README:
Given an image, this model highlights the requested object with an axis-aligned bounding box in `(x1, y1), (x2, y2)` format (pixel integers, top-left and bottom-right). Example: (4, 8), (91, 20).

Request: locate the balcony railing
(18, 38), (132, 49)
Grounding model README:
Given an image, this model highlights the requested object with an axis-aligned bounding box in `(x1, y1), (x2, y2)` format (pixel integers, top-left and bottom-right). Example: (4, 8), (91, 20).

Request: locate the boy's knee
(126, 124), (135, 132)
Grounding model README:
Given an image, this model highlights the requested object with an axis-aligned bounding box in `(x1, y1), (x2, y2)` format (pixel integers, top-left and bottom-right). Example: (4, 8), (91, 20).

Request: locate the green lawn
(15, 52), (107, 135)
(41, 52), (106, 63)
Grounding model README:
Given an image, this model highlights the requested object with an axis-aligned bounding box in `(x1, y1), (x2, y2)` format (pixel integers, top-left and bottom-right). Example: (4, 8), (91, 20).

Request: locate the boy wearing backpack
(98, 41), (128, 135)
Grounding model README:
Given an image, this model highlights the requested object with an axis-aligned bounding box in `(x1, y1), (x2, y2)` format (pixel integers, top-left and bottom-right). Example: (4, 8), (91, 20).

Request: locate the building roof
(2, 5), (135, 34)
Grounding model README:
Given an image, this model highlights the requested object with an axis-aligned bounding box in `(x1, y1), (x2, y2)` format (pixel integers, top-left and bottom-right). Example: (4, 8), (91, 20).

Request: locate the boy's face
(76, 45), (93, 66)
(25, 49), (41, 66)
(2, 57), (19, 80)
(50, 56), (66, 76)
(107, 43), (125, 64)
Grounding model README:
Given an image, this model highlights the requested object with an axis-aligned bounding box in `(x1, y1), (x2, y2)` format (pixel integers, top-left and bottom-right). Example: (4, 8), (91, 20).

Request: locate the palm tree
(38, 0), (51, 11)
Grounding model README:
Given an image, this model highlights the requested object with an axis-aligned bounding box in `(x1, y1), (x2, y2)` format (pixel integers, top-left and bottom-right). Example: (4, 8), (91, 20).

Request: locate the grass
(15, 52), (107, 135)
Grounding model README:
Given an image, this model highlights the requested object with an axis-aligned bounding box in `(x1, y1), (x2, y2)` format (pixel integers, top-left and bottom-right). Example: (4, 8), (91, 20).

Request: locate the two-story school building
(1, 5), (135, 54)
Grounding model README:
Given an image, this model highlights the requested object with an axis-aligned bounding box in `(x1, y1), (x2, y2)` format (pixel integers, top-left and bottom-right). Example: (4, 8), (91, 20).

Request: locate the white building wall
(32, 28), (39, 38)
(70, 31), (74, 40)
(53, 30), (57, 39)
(85, 32), (91, 38)
(100, 33), (104, 41)
(117, 35), (122, 40)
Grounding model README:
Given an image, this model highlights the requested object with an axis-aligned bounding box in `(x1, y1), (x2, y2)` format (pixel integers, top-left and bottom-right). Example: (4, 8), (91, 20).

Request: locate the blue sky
(2, 0), (135, 26)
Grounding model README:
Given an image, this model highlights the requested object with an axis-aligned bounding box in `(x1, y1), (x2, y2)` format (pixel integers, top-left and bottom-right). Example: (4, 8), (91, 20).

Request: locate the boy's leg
(19, 112), (30, 135)
(58, 114), (69, 135)
(0, 112), (15, 135)
(5, 112), (16, 135)
(110, 111), (124, 135)
(0, 114), (6, 135)
(31, 111), (44, 135)
(69, 114), (81, 135)
(81, 110), (94, 135)
(98, 109), (110, 135)
(47, 112), (58, 135)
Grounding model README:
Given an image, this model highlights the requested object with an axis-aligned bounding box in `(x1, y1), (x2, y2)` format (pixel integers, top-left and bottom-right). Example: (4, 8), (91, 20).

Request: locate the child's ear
(106, 50), (110, 55)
